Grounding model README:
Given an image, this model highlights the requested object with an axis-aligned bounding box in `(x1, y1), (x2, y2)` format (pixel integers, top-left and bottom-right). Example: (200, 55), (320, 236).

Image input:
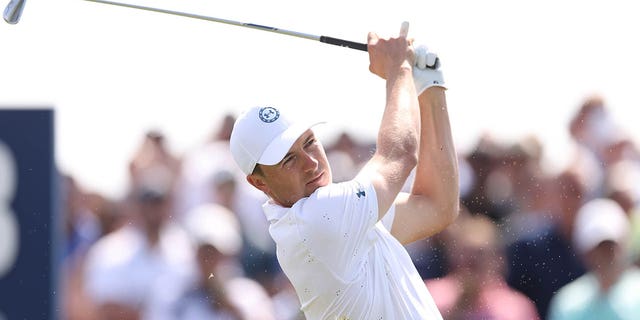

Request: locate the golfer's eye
(304, 138), (316, 148)
(282, 155), (295, 167)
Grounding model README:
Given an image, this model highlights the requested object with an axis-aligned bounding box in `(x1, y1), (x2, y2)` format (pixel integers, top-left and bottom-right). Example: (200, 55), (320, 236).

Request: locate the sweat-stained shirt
(262, 174), (442, 320)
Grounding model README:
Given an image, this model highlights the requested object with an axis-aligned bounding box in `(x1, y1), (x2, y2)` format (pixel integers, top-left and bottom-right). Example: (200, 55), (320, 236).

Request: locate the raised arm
(391, 56), (460, 244)
(360, 23), (420, 219)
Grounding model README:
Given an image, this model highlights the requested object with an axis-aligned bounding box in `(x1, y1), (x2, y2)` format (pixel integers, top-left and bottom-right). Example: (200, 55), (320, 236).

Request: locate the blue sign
(0, 109), (57, 320)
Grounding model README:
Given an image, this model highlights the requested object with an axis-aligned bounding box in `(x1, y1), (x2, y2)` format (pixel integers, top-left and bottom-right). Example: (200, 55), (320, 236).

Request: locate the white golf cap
(573, 198), (630, 254)
(230, 106), (321, 175)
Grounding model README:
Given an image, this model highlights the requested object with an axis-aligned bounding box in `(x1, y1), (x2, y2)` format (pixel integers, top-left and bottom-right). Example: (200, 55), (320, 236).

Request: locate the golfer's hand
(367, 22), (414, 80)
(412, 44), (445, 94)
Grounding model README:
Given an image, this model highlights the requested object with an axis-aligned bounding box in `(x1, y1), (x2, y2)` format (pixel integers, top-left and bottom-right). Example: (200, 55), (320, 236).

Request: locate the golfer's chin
(305, 171), (330, 196)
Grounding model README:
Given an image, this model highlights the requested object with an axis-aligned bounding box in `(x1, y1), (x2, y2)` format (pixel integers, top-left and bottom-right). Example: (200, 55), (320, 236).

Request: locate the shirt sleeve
(292, 175), (379, 279)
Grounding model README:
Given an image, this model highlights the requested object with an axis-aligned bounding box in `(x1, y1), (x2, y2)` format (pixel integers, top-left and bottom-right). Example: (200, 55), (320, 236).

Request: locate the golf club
(83, 0), (368, 52)
(3, 0), (26, 24)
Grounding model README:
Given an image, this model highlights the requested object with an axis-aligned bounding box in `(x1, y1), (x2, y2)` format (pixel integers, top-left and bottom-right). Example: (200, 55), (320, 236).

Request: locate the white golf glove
(413, 44), (445, 94)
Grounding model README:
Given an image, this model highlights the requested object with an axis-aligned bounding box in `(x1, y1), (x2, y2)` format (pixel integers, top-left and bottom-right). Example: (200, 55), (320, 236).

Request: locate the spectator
(461, 134), (512, 221)
(426, 212), (540, 320)
(568, 96), (623, 163)
(506, 170), (587, 319)
(83, 176), (196, 320)
(60, 174), (102, 320)
(548, 198), (640, 319)
(61, 174), (102, 261)
(567, 96), (629, 199)
(176, 203), (276, 320)
(174, 114), (241, 217)
(129, 130), (181, 198)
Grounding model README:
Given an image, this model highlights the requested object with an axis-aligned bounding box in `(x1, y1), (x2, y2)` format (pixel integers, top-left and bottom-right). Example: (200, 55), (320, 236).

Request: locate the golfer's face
(259, 130), (331, 207)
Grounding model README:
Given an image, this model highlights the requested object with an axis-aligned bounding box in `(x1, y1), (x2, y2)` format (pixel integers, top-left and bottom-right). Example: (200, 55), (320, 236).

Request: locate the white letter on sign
(0, 141), (19, 278)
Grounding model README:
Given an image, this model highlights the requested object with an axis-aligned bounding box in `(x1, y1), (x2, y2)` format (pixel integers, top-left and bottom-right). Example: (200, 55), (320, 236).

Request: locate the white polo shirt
(263, 174), (442, 320)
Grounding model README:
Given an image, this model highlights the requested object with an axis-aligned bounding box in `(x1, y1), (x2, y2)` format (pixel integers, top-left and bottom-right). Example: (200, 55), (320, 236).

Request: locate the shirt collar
(262, 199), (289, 222)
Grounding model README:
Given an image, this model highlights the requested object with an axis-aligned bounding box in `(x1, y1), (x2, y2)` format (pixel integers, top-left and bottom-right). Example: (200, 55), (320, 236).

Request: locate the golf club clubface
(3, 0), (26, 24)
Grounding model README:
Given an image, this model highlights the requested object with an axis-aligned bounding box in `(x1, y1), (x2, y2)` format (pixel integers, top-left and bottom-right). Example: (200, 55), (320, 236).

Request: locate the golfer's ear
(247, 174), (268, 193)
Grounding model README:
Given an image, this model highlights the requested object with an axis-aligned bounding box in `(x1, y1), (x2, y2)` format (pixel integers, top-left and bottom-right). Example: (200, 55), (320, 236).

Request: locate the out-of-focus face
(137, 195), (171, 232)
(197, 244), (222, 278)
(586, 240), (624, 275)
(247, 130), (332, 207)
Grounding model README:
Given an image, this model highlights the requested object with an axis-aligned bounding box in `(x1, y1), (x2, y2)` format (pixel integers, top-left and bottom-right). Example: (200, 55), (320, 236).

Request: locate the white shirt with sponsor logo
(263, 174), (442, 320)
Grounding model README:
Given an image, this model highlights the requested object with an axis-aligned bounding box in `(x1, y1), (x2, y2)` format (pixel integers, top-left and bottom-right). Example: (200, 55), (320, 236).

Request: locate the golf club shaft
(83, 0), (368, 52)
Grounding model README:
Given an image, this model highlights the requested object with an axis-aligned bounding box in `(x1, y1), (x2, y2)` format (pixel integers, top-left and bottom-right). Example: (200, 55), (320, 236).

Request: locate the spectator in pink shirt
(426, 211), (540, 320)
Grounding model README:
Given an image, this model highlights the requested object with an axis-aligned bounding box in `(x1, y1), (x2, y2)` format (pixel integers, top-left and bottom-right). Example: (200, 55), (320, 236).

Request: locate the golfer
(229, 23), (459, 319)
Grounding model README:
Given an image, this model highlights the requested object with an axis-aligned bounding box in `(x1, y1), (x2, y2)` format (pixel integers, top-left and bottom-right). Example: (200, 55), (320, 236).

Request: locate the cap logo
(258, 107), (280, 123)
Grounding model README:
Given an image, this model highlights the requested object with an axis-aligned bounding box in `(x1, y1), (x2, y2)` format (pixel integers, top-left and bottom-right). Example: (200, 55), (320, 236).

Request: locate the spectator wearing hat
(174, 203), (277, 320)
(548, 198), (640, 319)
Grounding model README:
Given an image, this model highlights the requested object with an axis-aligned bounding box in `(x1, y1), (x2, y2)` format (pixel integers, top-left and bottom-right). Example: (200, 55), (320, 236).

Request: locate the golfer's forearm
(413, 88), (459, 217)
(377, 66), (419, 166)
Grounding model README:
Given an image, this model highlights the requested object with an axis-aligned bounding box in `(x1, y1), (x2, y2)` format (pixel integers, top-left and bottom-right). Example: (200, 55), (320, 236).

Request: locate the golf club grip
(320, 36), (368, 52)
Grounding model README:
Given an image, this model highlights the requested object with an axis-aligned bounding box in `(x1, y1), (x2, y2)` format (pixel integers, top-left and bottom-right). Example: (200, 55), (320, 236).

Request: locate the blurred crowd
(59, 96), (640, 320)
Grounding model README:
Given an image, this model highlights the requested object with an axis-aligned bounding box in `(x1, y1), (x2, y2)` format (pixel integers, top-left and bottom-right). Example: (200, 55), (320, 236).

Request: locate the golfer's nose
(301, 151), (318, 172)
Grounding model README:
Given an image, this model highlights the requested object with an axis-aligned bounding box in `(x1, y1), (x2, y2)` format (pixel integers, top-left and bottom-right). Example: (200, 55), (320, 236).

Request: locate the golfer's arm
(391, 87), (459, 244)
(362, 65), (419, 220)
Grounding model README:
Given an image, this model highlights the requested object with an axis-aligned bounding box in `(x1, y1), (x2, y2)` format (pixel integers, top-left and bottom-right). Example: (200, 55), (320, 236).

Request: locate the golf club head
(4, 0), (26, 24)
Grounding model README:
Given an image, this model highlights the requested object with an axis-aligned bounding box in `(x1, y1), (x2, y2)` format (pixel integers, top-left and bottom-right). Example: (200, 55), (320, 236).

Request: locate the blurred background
(1, 0), (640, 319)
